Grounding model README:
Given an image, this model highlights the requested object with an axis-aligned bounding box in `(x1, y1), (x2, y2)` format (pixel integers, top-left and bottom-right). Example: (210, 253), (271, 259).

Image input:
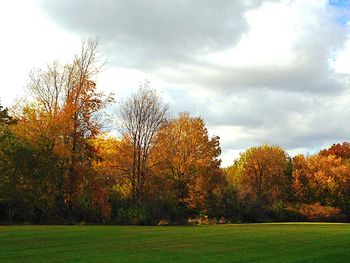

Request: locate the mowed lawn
(1, 223), (350, 263)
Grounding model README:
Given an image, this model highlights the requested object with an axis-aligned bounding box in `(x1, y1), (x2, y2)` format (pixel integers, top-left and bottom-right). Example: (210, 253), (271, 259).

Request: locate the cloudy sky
(1, 0), (350, 166)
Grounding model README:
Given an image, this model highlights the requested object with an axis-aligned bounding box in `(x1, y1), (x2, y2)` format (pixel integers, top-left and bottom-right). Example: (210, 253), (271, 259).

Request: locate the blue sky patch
(329, 0), (350, 25)
(329, 0), (350, 8)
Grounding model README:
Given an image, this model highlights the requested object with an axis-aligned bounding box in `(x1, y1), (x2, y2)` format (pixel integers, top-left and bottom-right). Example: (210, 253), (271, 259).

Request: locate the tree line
(1, 40), (350, 225)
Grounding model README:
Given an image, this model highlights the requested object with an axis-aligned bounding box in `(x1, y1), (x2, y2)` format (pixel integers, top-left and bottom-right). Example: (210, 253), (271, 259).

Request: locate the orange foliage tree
(292, 154), (350, 210)
(11, 39), (113, 221)
(152, 113), (222, 213)
(320, 142), (350, 164)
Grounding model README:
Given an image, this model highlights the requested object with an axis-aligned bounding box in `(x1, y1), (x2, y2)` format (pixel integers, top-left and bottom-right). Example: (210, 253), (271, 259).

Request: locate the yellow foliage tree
(231, 145), (291, 207)
(152, 113), (221, 212)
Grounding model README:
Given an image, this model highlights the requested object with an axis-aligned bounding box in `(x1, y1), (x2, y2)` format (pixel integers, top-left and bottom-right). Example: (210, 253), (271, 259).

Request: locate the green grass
(1, 223), (350, 262)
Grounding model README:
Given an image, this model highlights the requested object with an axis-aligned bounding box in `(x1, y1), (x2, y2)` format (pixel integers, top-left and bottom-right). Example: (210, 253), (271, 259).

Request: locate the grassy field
(1, 223), (350, 262)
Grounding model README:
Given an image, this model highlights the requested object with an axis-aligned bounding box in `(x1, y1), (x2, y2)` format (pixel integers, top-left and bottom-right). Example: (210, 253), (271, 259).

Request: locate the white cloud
(2, 0), (350, 167)
(0, 0), (81, 106)
(204, 1), (297, 67)
(332, 37), (350, 74)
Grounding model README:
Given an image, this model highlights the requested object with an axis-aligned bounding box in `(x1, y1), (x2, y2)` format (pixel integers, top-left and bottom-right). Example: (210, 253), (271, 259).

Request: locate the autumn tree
(12, 38), (113, 221)
(292, 154), (350, 211)
(0, 103), (45, 224)
(92, 136), (134, 198)
(118, 83), (168, 205)
(230, 145), (291, 210)
(92, 136), (152, 224)
(0, 102), (15, 125)
(152, 113), (222, 215)
(320, 142), (350, 164)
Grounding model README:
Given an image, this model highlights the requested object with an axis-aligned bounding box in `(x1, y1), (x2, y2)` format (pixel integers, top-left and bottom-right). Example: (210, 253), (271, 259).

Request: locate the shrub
(297, 203), (341, 222)
(115, 207), (148, 225)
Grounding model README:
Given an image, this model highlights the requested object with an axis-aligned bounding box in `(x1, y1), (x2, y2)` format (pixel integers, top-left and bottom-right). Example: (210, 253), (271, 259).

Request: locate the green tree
(0, 105), (50, 224)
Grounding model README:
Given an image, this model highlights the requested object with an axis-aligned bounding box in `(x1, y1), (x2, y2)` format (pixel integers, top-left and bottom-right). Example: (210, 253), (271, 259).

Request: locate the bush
(297, 203), (342, 222)
(157, 219), (169, 226)
(115, 207), (148, 225)
(188, 215), (216, 225)
(269, 202), (304, 222)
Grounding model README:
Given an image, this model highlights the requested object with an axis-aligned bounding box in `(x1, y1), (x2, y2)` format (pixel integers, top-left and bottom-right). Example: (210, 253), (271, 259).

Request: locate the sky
(1, 0), (350, 166)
